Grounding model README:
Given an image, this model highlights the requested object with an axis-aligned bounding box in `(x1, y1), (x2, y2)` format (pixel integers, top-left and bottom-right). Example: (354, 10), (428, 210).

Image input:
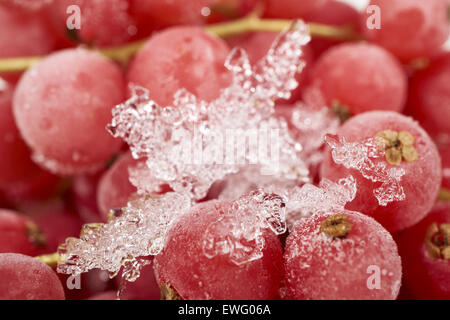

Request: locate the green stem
(0, 16), (360, 74)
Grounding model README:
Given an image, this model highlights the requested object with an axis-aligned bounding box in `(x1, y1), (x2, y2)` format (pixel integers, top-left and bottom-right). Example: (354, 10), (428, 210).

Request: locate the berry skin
(264, 0), (328, 19)
(97, 152), (139, 221)
(71, 172), (104, 223)
(408, 53), (450, 142)
(127, 26), (231, 106)
(397, 202), (450, 299)
(321, 111), (442, 232)
(154, 200), (284, 300)
(0, 209), (45, 255)
(304, 43), (407, 116)
(130, 0), (212, 30)
(25, 204), (83, 254)
(0, 253), (65, 300)
(284, 210), (402, 300)
(13, 48), (125, 175)
(361, 0), (449, 62)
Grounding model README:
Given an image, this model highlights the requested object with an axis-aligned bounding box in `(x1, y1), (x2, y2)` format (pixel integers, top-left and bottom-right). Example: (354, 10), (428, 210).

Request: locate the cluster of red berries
(0, 0), (449, 300)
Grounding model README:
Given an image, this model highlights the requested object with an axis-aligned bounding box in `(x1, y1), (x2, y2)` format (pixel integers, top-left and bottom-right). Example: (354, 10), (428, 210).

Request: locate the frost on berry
(108, 21), (311, 200)
(203, 190), (287, 265)
(57, 192), (191, 278)
(283, 175), (356, 227)
(324, 134), (406, 206)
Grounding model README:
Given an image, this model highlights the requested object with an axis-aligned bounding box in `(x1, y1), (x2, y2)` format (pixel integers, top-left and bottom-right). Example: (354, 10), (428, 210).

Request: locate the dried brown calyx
(25, 221), (46, 247)
(425, 223), (450, 260)
(320, 214), (352, 239)
(375, 130), (418, 166)
(330, 100), (351, 123)
(160, 283), (182, 300)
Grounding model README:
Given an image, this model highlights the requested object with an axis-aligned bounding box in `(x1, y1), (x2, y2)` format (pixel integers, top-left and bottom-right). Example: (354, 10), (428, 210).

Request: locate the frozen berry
(97, 152), (139, 221)
(408, 53), (450, 142)
(361, 0), (449, 62)
(397, 202), (450, 299)
(321, 111), (442, 232)
(0, 80), (61, 201)
(284, 210), (402, 300)
(305, 43), (407, 116)
(13, 48), (125, 175)
(127, 26), (231, 106)
(0, 253), (65, 300)
(154, 200), (283, 300)
(0, 209), (45, 255)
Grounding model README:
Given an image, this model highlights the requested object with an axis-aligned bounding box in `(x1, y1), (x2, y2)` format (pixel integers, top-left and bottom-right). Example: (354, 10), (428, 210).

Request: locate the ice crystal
(325, 134), (406, 206)
(57, 192), (191, 276)
(108, 21), (311, 200)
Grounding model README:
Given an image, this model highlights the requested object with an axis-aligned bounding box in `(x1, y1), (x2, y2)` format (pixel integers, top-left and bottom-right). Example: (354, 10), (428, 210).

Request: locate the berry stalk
(0, 16), (360, 74)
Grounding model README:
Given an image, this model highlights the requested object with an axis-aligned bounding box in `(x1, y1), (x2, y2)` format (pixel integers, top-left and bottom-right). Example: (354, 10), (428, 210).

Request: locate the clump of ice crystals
(325, 134), (406, 206)
(203, 175), (356, 264)
(57, 192), (191, 277)
(57, 22), (359, 275)
(108, 21), (311, 200)
(213, 105), (339, 202)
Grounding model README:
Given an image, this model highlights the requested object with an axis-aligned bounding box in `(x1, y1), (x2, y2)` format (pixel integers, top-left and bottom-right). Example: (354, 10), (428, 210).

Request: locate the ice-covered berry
(321, 111), (442, 232)
(154, 200), (283, 300)
(284, 210), (402, 300)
